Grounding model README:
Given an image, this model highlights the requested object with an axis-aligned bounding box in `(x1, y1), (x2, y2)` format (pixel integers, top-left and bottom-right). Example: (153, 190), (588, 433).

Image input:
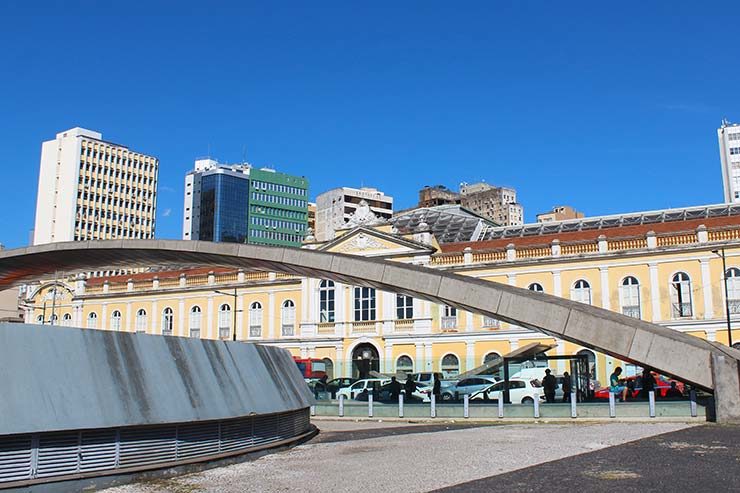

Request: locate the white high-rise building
(33, 128), (159, 245)
(315, 187), (393, 241)
(718, 119), (740, 203)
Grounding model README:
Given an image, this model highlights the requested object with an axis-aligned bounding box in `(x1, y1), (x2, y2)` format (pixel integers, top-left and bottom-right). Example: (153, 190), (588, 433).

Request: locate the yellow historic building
(22, 204), (740, 386)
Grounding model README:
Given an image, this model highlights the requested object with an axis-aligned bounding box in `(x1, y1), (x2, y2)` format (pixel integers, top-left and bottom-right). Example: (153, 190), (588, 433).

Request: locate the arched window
(110, 310), (122, 331)
(441, 305), (457, 330)
(62, 313), (72, 327)
(249, 302), (263, 337)
(87, 312), (98, 329)
(571, 279), (591, 304)
(162, 307), (173, 335)
(218, 304), (231, 339)
(726, 268), (740, 314)
(36, 314), (44, 325)
(441, 354), (460, 378)
(670, 272), (692, 318)
(319, 280), (335, 323)
(483, 352), (501, 365)
(322, 358), (334, 379)
(396, 355), (414, 374)
(282, 300), (296, 336)
(353, 287), (376, 321)
(528, 283), (544, 292)
(620, 276), (641, 318)
(49, 314), (58, 325)
(578, 349), (597, 383)
(189, 306), (201, 338)
(135, 309), (147, 333)
(396, 294), (413, 320)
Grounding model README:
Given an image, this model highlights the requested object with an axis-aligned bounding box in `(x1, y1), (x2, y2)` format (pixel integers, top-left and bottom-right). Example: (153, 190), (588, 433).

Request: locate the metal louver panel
(79, 430), (117, 473)
(0, 435), (32, 482)
(219, 417), (253, 453)
(119, 427), (176, 468)
(252, 415), (279, 447)
(35, 432), (80, 478)
(0, 408), (311, 486)
(177, 422), (219, 459)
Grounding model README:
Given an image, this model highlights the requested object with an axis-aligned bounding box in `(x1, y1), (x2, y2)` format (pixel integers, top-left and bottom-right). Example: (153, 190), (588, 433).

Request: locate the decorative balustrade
(708, 229), (740, 242)
(608, 238), (648, 251)
(482, 316), (500, 329)
(215, 272), (239, 283)
(281, 324), (295, 337)
(441, 316), (457, 331)
(249, 325), (262, 337)
(431, 254), (464, 265)
(560, 242), (599, 255)
(394, 319), (414, 331)
(351, 321), (376, 334)
(186, 275), (209, 286)
(472, 250), (506, 263)
(517, 246), (550, 259)
(657, 233), (696, 247)
(317, 323), (336, 335)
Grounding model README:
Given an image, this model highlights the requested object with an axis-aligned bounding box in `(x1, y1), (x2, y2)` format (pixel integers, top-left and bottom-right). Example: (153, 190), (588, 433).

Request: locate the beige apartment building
(33, 128), (158, 244)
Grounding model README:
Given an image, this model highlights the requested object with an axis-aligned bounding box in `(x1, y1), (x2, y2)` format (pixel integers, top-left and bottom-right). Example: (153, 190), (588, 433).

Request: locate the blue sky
(1, 1), (737, 248)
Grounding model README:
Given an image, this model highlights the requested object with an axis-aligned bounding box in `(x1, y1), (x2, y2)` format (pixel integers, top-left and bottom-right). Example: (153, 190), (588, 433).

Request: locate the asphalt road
(435, 424), (740, 493)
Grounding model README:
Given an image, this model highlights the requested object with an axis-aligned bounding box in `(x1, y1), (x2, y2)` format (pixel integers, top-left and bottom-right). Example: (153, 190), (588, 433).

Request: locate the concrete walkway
(103, 419), (695, 493)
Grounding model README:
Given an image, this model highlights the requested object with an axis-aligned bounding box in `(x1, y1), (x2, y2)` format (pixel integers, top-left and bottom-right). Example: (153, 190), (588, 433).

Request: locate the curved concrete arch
(1, 239), (739, 420)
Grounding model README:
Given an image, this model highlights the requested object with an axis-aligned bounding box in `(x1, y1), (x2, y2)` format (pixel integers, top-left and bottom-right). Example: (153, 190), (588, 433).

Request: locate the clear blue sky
(1, 1), (738, 248)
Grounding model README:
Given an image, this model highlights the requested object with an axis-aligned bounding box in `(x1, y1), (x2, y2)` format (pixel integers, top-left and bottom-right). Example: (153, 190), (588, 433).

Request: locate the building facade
(183, 159), (309, 247)
(459, 182), (523, 226)
(23, 203), (740, 386)
(718, 119), (740, 203)
(33, 128), (158, 245)
(315, 187), (393, 241)
(537, 205), (585, 223)
(418, 185), (461, 208)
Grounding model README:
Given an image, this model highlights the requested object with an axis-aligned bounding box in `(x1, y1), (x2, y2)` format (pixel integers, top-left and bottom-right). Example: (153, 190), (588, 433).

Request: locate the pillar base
(711, 353), (740, 424)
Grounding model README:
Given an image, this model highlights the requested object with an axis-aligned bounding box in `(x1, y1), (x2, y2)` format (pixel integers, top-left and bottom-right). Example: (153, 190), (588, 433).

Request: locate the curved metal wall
(0, 408), (312, 488)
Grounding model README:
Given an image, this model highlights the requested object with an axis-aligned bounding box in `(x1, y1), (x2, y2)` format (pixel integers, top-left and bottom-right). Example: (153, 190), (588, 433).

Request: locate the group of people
(541, 368), (573, 403)
(609, 366), (684, 401)
(365, 374), (443, 402)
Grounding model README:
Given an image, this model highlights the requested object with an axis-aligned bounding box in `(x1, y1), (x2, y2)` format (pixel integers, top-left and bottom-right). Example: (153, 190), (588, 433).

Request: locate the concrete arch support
(2, 240), (740, 422)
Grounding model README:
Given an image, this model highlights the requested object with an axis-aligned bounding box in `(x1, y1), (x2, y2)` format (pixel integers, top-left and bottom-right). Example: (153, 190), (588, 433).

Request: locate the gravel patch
(103, 422), (693, 493)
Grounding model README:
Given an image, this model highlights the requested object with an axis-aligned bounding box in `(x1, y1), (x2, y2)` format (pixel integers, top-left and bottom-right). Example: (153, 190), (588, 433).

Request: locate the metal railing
(441, 316), (457, 330)
(671, 302), (693, 318)
(218, 326), (231, 339)
(621, 306), (641, 319)
(249, 325), (262, 337)
(281, 324), (295, 337)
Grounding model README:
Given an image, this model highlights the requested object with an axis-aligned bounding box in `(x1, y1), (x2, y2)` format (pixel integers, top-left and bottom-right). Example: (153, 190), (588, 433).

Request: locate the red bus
(293, 357), (327, 379)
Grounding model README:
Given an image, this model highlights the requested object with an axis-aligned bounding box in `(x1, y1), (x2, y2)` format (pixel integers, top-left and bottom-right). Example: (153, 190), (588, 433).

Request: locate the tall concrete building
(536, 205), (584, 223)
(459, 182), (523, 226)
(315, 187), (393, 241)
(33, 127), (158, 245)
(718, 119), (740, 203)
(183, 159), (308, 247)
(418, 185), (461, 208)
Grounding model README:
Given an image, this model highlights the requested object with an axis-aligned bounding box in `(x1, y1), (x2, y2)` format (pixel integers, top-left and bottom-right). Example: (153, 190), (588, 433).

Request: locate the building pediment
(319, 227), (436, 257)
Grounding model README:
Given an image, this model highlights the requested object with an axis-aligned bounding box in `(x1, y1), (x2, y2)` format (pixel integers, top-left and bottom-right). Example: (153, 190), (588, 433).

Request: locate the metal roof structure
(391, 205), (498, 244)
(478, 203), (740, 241)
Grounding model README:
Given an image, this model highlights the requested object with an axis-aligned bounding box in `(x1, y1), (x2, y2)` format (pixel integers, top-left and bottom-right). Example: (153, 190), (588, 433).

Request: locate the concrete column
(415, 343), (424, 372)
(207, 271), (215, 285)
(424, 343), (433, 372)
(506, 243), (516, 261)
(335, 282), (346, 337)
(700, 259), (714, 320)
(600, 266), (610, 310)
(335, 345), (344, 378)
(465, 311), (473, 332)
(697, 224), (708, 244)
(382, 291), (394, 334)
(207, 296), (214, 339)
(712, 353), (740, 423)
(465, 341), (475, 371)
(127, 279), (134, 292)
(597, 235), (607, 254)
(551, 239), (561, 257)
(507, 274), (516, 287)
(178, 299), (185, 336)
(179, 274), (187, 288)
(384, 342), (393, 373)
(152, 277), (159, 290)
(150, 301), (157, 334)
(237, 269), (245, 283)
(300, 278), (309, 322)
(236, 290), (244, 340)
(103, 281), (109, 294)
(268, 292), (275, 339)
(556, 340), (565, 374)
(125, 302), (132, 332)
(649, 263), (661, 322)
(552, 270), (562, 297)
(463, 247), (473, 265)
(646, 231), (657, 249)
(101, 304), (108, 330)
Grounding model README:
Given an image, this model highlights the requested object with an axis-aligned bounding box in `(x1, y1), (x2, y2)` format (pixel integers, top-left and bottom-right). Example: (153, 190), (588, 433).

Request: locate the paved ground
(436, 424), (740, 492)
(103, 419), (699, 493)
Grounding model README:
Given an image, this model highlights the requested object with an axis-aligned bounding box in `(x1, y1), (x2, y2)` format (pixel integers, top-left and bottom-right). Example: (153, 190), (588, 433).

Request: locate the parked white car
(469, 378), (543, 404)
(336, 378), (389, 400)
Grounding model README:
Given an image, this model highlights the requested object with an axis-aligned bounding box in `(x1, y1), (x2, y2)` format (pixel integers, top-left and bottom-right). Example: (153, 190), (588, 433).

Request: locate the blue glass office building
(199, 173), (249, 243)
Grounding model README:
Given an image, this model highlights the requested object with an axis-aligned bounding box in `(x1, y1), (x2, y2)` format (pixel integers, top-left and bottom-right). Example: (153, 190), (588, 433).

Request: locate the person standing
(562, 371), (572, 402)
(542, 369), (557, 403)
(404, 375), (418, 401)
(388, 376), (402, 402)
(432, 373), (442, 402)
(641, 367), (656, 399)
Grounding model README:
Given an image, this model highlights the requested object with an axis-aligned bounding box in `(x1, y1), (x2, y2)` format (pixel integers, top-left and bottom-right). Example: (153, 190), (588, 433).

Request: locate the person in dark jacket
(388, 376), (402, 401)
(641, 368), (656, 399)
(404, 375), (418, 401)
(542, 369), (557, 403)
(432, 373), (442, 402)
(562, 371), (572, 402)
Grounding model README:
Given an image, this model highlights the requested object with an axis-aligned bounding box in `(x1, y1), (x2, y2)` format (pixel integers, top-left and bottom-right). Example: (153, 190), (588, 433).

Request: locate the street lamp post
(214, 287), (240, 341)
(712, 248), (733, 348)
